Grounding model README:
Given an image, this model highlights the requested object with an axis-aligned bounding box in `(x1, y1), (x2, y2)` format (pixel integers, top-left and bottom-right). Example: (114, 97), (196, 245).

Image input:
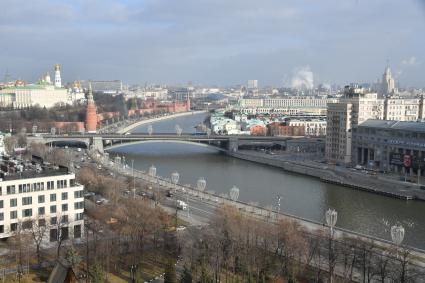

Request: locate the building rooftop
(0, 155), (71, 182)
(359, 119), (425, 133)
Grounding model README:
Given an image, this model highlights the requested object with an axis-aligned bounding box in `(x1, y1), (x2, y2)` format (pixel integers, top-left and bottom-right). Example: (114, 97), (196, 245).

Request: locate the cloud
(0, 0), (424, 87)
(291, 66), (314, 89)
(401, 56), (419, 66)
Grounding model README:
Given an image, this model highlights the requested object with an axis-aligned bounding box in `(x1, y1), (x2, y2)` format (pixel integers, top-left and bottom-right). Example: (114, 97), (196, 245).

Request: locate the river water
(108, 113), (425, 249)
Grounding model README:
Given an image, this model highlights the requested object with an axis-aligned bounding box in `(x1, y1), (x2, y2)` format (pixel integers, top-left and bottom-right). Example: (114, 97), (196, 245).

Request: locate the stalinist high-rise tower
(54, 64), (62, 88)
(382, 65), (395, 95)
(85, 83), (97, 133)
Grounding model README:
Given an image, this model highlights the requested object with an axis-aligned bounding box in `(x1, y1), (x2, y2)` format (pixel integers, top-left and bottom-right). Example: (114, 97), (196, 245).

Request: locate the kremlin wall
(0, 64), (191, 134)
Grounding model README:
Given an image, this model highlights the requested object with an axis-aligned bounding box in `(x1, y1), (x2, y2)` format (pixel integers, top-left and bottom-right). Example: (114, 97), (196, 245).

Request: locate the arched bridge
(27, 133), (293, 153)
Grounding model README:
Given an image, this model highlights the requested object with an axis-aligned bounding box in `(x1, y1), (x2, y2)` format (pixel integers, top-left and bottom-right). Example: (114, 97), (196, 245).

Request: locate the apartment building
(0, 157), (84, 242)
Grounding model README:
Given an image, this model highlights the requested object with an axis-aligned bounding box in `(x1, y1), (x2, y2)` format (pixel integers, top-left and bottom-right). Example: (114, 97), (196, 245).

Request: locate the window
(22, 221), (32, 230)
(38, 219), (46, 227)
(62, 204), (68, 212)
(38, 207), (45, 215)
(61, 192), (68, 200)
(74, 202), (84, 210)
(0, 225), (3, 234)
(50, 205), (57, 213)
(10, 211), (17, 219)
(50, 217), (57, 225)
(61, 215), (68, 224)
(22, 197), (32, 205)
(0, 213), (3, 221)
(75, 213), (84, 221)
(74, 225), (82, 239)
(11, 223), (18, 232)
(50, 194), (56, 202)
(23, 209), (32, 217)
(50, 229), (58, 242)
(7, 185), (16, 195)
(10, 198), (17, 207)
(60, 227), (69, 240)
(70, 179), (75, 187)
(74, 190), (84, 198)
(0, 200), (3, 208)
(47, 181), (54, 190)
(38, 195), (45, 203)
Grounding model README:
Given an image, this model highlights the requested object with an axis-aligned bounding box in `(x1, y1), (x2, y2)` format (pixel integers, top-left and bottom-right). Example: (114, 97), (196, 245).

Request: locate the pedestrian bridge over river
(27, 133), (292, 153)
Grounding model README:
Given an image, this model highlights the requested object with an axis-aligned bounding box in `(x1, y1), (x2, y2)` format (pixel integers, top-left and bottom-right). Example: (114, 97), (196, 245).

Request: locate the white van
(176, 200), (188, 210)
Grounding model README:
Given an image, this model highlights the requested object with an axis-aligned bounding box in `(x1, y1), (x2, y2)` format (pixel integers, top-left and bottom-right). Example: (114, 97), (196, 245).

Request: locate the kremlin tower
(85, 83), (97, 133)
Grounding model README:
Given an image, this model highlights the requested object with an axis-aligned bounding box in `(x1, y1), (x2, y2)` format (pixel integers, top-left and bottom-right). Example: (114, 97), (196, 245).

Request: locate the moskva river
(108, 112), (425, 249)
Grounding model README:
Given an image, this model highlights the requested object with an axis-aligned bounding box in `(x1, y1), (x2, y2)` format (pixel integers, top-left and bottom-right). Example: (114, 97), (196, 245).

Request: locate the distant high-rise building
(381, 65), (396, 95)
(85, 83), (97, 133)
(326, 87), (382, 164)
(54, 64), (62, 88)
(247, 80), (258, 89)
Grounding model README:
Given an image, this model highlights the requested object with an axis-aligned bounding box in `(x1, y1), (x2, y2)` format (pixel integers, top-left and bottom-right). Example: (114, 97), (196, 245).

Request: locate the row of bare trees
(180, 205), (424, 283)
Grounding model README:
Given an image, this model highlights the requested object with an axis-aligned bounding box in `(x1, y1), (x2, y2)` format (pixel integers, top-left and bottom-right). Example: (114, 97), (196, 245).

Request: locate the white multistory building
(288, 119), (327, 136)
(0, 158), (84, 242)
(247, 80), (258, 89)
(0, 64), (70, 109)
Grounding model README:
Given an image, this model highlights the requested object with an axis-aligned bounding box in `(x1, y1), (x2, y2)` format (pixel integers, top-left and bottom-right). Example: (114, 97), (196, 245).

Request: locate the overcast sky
(1, 0), (424, 87)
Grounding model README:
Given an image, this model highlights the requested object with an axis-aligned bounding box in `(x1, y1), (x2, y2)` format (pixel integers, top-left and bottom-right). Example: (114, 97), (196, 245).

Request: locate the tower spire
(87, 81), (94, 102)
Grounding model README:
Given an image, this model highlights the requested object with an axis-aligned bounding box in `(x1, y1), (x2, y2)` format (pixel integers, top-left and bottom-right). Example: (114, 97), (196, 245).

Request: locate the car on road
(176, 200), (188, 210)
(176, 226), (186, 231)
(166, 190), (174, 197)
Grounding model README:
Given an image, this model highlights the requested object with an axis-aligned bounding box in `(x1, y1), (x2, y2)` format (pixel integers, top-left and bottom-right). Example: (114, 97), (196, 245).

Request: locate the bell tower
(54, 64), (62, 88)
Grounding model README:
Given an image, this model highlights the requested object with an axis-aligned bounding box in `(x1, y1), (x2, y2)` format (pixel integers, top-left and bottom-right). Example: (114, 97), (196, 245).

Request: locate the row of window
(0, 191), (84, 210)
(0, 179), (76, 195)
(0, 223), (82, 240)
(0, 213), (84, 233)
(0, 202), (84, 221)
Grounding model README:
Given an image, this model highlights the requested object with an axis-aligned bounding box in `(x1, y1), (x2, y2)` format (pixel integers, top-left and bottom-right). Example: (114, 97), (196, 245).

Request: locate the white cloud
(401, 56), (419, 66)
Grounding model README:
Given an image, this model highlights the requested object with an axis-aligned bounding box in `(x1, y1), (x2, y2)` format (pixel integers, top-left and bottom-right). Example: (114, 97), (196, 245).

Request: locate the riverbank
(118, 110), (207, 134)
(89, 149), (425, 266)
(230, 150), (425, 201)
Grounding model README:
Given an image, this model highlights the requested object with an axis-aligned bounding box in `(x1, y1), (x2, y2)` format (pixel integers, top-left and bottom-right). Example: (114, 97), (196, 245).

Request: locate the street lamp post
(276, 195), (282, 220)
(325, 208), (338, 283)
(229, 186), (239, 202)
(171, 172), (180, 227)
(175, 124), (183, 136)
(131, 160), (135, 198)
(196, 177), (206, 199)
(148, 124), (153, 136)
(390, 224), (406, 282)
(149, 165), (158, 205)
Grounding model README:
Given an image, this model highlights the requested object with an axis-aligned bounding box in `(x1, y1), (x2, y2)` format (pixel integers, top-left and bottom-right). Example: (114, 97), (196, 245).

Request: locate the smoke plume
(291, 66), (314, 89)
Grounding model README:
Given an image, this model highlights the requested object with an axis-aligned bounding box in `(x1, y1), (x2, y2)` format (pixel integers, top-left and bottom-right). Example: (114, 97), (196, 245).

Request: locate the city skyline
(1, 0), (424, 87)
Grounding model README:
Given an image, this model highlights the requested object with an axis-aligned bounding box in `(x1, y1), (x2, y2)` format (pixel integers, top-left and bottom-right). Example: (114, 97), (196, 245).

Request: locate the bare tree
(30, 215), (50, 265)
(3, 135), (17, 155)
(50, 213), (72, 258)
